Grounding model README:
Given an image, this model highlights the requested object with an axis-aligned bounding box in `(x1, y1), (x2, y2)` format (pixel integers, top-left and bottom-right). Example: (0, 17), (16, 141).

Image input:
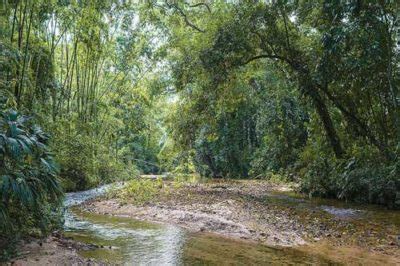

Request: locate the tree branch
(165, 1), (205, 33)
(188, 2), (211, 13)
(243, 54), (291, 65)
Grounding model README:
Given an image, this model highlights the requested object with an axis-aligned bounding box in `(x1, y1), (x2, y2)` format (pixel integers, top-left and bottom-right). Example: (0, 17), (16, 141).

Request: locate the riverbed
(11, 179), (400, 265)
(80, 179), (400, 265)
(63, 181), (332, 264)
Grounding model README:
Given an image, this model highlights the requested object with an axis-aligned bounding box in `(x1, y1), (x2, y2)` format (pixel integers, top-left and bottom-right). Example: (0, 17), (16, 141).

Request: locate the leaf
(17, 139), (32, 155)
(40, 158), (57, 173)
(6, 137), (21, 159)
(7, 109), (18, 121)
(0, 175), (11, 200)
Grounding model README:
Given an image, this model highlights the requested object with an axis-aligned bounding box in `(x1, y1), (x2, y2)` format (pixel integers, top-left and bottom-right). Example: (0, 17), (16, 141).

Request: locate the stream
(62, 183), (399, 265)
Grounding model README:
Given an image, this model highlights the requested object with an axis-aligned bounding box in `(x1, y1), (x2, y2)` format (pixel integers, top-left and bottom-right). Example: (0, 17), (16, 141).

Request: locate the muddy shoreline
(7, 233), (103, 266)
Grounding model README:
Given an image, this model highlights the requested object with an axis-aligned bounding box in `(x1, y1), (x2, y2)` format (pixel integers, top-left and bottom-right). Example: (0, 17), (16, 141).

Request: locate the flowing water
(63, 184), (336, 265)
(63, 183), (400, 265)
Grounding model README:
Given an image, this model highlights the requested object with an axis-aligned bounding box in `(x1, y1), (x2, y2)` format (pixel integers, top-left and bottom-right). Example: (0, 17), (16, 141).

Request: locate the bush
(299, 143), (400, 208)
(0, 109), (63, 261)
(53, 130), (95, 191)
(96, 156), (139, 184)
(117, 178), (164, 204)
(51, 120), (139, 192)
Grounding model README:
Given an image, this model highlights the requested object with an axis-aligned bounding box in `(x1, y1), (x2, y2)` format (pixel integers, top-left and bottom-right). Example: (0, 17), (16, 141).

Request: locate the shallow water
(66, 209), (185, 264)
(65, 208), (334, 265)
(63, 183), (399, 265)
(63, 184), (334, 265)
(267, 189), (400, 226)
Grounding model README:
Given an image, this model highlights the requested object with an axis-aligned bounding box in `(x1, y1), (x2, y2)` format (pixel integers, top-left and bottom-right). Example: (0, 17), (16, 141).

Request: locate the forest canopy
(0, 0), (399, 259)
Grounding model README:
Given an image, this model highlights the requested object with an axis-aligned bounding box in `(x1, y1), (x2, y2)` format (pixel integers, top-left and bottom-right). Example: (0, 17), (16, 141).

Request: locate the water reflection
(66, 210), (185, 265)
(66, 210), (334, 265)
(65, 185), (400, 265)
(61, 184), (336, 265)
(64, 185), (185, 265)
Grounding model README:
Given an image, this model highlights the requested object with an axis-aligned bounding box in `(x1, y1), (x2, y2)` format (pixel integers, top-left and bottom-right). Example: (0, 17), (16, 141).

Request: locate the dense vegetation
(149, 1), (400, 208)
(1, 0), (399, 260)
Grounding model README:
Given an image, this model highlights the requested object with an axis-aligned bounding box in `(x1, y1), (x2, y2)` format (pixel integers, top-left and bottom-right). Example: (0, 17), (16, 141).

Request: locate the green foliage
(51, 120), (140, 191)
(0, 109), (63, 260)
(193, 103), (257, 178)
(53, 128), (95, 191)
(0, 3), (400, 258)
(116, 175), (202, 205)
(1, 1), (157, 259)
(144, 1), (400, 208)
(299, 142), (400, 208)
(117, 178), (164, 205)
(250, 80), (308, 176)
(172, 173), (203, 184)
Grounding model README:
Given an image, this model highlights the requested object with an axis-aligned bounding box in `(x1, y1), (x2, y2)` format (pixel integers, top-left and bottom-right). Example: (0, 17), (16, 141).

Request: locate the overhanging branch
(165, 1), (205, 33)
(243, 54), (290, 65)
(188, 2), (211, 13)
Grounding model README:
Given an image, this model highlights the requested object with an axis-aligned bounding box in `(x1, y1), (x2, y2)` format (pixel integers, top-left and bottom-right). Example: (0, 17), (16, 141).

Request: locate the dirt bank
(8, 234), (103, 266)
(81, 179), (400, 264)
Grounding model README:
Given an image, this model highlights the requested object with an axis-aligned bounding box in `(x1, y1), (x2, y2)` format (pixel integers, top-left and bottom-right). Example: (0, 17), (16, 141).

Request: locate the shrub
(96, 156), (139, 184)
(53, 131), (95, 191)
(299, 143), (400, 208)
(0, 109), (63, 261)
(117, 178), (164, 204)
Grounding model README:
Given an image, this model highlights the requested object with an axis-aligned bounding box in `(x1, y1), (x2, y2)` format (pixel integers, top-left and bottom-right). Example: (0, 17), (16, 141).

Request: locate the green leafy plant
(0, 109), (63, 261)
(117, 178), (165, 205)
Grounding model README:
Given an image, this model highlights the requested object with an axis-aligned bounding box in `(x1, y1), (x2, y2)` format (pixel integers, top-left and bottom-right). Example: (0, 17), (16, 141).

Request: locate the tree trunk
(300, 80), (344, 158)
